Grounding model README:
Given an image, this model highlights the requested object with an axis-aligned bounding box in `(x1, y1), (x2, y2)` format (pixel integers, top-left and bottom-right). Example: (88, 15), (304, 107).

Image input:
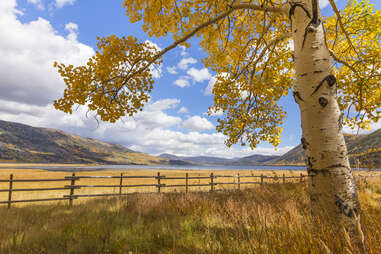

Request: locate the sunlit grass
(0, 169), (308, 206)
(0, 174), (380, 253)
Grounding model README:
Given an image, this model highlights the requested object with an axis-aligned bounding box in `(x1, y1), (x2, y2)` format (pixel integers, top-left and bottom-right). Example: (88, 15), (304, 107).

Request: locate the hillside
(0, 120), (169, 165)
(267, 129), (381, 168)
(159, 153), (280, 166)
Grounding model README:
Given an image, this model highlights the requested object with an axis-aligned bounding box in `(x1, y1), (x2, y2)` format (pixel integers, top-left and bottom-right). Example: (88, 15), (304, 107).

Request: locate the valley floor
(0, 176), (380, 253)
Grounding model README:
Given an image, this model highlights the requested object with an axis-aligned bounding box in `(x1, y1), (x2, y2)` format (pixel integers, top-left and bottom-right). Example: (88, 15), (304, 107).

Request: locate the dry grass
(0, 175), (380, 254)
(0, 169), (309, 206)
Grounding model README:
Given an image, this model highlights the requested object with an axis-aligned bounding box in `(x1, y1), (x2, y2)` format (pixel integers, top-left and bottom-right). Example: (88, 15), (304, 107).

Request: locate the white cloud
(187, 67), (212, 83)
(204, 76), (216, 95)
(65, 22), (78, 41)
(182, 116), (214, 131)
(0, 1), (295, 160)
(343, 120), (381, 135)
(0, 1), (94, 106)
(0, 97), (292, 159)
(56, 0), (76, 8)
(178, 57), (196, 70)
(27, 0), (44, 10)
(319, 0), (336, 9)
(144, 40), (162, 79)
(204, 73), (230, 96)
(148, 98), (180, 111)
(174, 77), (190, 88)
(178, 106), (189, 114)
(144, 39), (162, 52)
(150, 65), (162, 79)
(167, 66), (178, 74)
(205, 108), (224, 116)
(179, 45), (188, 56)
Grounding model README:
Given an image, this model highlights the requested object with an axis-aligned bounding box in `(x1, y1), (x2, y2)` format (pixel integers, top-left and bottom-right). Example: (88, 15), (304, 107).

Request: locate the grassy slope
(0, 177), (380, 254)
(268, 129), (381, 167)
(0, 120), (168, 165)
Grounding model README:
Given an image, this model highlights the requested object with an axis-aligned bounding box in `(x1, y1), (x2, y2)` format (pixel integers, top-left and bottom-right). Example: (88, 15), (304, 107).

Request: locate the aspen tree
(54, 0), (380, 251)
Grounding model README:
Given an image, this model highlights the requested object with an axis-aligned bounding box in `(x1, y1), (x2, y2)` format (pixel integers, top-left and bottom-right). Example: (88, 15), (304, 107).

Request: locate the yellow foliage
(54, 0), (379, 149)
(54, 36), (161, 122)
(325, 0), (381, 130)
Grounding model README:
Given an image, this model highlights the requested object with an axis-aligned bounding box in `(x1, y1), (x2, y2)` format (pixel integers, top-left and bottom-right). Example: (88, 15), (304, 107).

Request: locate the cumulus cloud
(27, 0), (44, 10)
(178, 57), (196, 70)
(205, 108), (223, 116)
(179, 45), (188, 56)
(0, 1), (295, 159)
(144, 40), (162, 79)
(319, 0), (336, 9)
(0, 97), (292, 158)
(166, 66), (178, 74)
(174, 77), (190, 88)
(187, 67), (212, 83)
(0, 1), (94, 106)
(182, 116), (214, 131)
(204, 76), (216, 95)
(178, 106), (189, 114)
(343, 120), (381, 135)
(65, 22), (78, 40)
(56, 0), (76, 8)
(204, 73), (230, 96)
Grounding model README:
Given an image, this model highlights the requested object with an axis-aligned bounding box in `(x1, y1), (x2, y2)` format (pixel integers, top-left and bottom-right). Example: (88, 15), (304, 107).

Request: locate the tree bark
(289, 0), (366, 251)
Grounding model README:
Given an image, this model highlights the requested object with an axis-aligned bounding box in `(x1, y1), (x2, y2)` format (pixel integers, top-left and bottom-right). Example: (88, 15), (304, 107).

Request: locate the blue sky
(0, 0), (379, 158)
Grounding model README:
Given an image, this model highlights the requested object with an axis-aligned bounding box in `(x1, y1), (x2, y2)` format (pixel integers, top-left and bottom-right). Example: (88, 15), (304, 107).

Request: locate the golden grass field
(0, 164), (380, 253)
(1, 163), (380, 207)
(0, 172), (380, 253)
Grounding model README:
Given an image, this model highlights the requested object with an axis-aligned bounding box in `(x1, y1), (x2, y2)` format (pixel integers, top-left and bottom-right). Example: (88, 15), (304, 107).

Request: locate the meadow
(0, 167), (380, 253)
(0, 168), (309, 206)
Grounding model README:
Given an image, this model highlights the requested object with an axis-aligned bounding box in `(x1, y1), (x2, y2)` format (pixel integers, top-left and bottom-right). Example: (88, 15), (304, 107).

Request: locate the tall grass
(0, 179), (380, 253)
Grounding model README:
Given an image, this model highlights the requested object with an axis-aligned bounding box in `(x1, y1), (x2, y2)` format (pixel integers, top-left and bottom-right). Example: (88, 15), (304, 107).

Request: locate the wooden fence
(0, 172), (379, 208)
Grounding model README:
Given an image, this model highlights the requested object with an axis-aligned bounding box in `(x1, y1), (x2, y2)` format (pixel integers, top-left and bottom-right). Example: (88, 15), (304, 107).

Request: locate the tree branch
(125, 3), (288, 82)
(328, 0), (360, 58)
(329, 49), (359, 77)
(231, 3), (288, 14)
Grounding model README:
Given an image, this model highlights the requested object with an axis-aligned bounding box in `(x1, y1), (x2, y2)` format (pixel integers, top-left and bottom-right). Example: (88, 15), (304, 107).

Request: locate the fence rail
(0, 171), (379, 208)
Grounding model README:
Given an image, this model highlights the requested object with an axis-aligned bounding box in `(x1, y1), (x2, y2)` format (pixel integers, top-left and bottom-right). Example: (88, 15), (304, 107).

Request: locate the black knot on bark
(301, 137), (309, 150)
(307, 26), (317, 33)
(326, 74), (336, 87)
(319, 97), (328, 107)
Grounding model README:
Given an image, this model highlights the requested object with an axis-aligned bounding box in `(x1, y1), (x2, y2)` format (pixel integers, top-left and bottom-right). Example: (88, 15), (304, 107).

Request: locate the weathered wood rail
(0, 172), (379, 208)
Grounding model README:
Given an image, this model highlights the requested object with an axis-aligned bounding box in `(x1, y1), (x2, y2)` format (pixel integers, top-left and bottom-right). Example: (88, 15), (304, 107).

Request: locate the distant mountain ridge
(0, 119), (379, 167)
(268, 129), (381, 168)
(159, 153), (280, 166)
(0, 120), (170, 165)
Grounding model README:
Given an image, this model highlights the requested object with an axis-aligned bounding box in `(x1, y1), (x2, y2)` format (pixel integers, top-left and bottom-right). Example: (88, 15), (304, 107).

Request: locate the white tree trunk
(289, 0), (366, 251)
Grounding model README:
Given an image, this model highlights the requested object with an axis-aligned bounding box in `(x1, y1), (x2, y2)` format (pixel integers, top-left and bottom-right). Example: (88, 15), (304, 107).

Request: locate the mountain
(266, 129), (381, 168)
(159, 153), (280, 166)
(1, 119), (379, 167)
(231, 154), (280, 165)
(0, 120), (170, 165)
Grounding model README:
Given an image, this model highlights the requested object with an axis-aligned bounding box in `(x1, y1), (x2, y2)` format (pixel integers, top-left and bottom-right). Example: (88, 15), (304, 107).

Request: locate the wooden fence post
(283, 173), (285, 184)
(238, 173), (240, 191)
(300, 173), (303, 183)
(185, 173), (189, 193)
(210, 173), (214, 192)
(157, 172), (161, 193)
(119, 173), (123, 195)
(69, 172), (76, 207)
(8, 174), (13, 209)
(260, 174), (264, 186)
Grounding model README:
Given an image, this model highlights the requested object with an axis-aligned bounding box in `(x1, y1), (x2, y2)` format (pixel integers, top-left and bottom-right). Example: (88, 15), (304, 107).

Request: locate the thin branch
(328, 49), (360, 77)
(328, 0), (360, 58)
(231, 3), (288, 14)
(125, 3), (288, 82)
